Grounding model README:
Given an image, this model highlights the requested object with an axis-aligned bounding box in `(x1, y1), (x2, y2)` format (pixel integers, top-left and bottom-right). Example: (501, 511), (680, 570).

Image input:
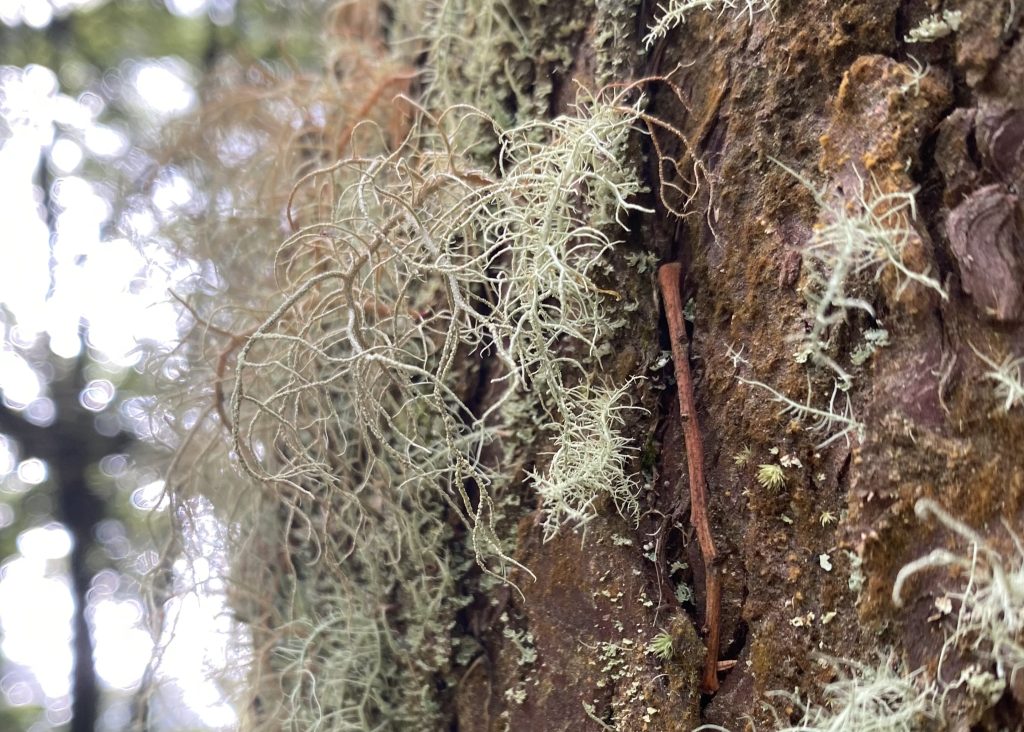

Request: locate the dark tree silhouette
(0, 329), (130, 732)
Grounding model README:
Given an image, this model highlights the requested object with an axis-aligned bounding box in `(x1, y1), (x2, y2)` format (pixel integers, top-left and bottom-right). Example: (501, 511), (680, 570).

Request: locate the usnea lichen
(775, 161), (945, 385)
(726, 160), (943, 450)
(531, 381), (643, 541)
(643, 0), (776, 48)
(695, 656), (942, 732)
(970, 343), (1024, 412)
(150, 0), (655, 727)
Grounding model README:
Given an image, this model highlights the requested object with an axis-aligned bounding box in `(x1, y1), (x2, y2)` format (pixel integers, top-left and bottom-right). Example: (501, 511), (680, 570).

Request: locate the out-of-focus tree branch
(0, 332), (131, 732)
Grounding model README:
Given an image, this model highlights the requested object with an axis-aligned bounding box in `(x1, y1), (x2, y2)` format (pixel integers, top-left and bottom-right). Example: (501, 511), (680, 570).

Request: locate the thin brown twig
(168, 290), (254, 432)
(658, 261), (721, 693)
(168, 290), (238, 339)
(214, 334), (250, 432)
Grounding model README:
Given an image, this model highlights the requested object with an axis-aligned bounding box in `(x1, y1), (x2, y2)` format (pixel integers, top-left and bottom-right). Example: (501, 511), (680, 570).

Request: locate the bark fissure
(658, 261), (722, 694)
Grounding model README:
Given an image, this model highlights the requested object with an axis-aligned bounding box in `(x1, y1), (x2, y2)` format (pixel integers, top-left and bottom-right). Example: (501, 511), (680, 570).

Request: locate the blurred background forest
(0, 2), (324, 730)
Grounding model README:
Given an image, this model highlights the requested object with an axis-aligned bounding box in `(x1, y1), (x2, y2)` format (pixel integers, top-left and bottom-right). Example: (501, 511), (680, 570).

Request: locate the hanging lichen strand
(152, 1), (652, 727)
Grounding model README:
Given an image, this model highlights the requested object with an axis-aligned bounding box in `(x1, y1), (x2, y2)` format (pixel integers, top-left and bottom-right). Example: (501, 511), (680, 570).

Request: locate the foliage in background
(0, 2), (329, 730)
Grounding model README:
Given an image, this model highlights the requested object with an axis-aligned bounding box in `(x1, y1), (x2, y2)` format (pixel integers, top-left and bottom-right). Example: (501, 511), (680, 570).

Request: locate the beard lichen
(147, 0), (657, 727)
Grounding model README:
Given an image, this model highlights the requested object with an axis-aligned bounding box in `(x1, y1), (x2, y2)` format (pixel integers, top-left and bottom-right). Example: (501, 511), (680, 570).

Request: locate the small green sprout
(756, 463), (786, 490)
(648, 630), (674, 660)
(733, 445), (753, 466)
(819, 510), (837, 527)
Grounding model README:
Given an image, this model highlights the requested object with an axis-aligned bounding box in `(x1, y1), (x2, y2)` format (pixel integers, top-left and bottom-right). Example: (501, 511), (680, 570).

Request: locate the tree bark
(452, 1), (1024, 729)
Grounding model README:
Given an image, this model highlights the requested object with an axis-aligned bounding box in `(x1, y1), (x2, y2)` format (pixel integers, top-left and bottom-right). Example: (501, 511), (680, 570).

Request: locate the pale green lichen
(729, 345), (864, 449)
(532, 382), (643, 541)
(768, 657), (941, 731)
(696, 656), (941, 732)
(775, 161), (946, 385)
(151, 1), (684, 727)
(904, 9), (963, 43)
(970, 343), (1024, 412)
(644, 0), (776, 48)
(162, 43), (655, 732)
(723, 159), (943, 451)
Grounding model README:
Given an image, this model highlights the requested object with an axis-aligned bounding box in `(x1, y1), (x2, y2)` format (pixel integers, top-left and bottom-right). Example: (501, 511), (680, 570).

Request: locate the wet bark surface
(453, 1), (1024, 729)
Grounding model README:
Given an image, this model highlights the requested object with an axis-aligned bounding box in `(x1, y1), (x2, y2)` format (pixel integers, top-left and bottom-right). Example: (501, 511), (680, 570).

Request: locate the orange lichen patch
(822, 54), (951, 177)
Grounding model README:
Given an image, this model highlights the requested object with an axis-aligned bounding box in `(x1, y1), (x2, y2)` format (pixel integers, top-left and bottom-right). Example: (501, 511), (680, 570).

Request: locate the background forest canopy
(2, 0), (1024, 731)
(0, 1), (333, 730)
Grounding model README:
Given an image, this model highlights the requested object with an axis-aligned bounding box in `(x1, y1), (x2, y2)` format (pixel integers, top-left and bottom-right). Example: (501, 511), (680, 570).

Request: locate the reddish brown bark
(658, 261), (721, 693)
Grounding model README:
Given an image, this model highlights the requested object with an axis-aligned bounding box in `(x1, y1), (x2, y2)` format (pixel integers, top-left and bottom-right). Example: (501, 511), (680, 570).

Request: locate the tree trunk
(1, 342), (126, 732)
(449, 1), (1024, 729)
(167, 1), (1024, 729)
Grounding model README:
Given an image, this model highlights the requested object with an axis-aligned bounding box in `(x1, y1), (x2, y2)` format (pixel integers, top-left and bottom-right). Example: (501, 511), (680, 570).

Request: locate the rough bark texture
(451, 1), (1024, 729)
